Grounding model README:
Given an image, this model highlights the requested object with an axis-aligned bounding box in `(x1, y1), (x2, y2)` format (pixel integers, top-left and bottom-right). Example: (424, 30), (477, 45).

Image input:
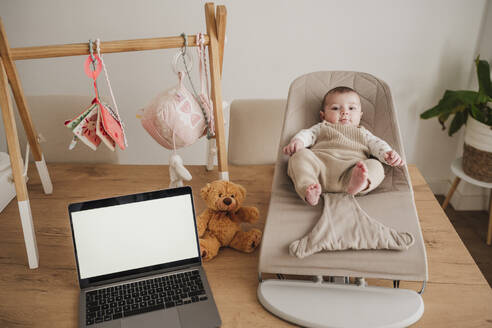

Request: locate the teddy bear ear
(238, 184), (246, 199)
(200, 183), (212, 200)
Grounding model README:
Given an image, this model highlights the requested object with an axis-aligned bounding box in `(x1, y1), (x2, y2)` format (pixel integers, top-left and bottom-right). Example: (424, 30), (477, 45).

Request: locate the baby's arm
(362, 128), (404, 167)
(384, 150), (404, 167)
(282, 123), (321, 156)
(283, 138), (304, 156)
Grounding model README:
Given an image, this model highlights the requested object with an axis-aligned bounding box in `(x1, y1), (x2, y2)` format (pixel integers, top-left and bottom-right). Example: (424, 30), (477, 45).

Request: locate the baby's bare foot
(347, 162), (369, 195)
(305, 183), (321, 206)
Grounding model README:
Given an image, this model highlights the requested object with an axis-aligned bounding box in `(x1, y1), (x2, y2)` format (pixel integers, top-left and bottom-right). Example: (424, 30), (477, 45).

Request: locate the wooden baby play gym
(0, 3), (228, 269)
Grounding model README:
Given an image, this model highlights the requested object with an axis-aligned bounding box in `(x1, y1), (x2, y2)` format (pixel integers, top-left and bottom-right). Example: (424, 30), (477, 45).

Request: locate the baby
(283, 86), (404, 206)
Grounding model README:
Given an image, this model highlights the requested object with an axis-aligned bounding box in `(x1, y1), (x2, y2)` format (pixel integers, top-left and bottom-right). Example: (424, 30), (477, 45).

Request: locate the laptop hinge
(83, 262), (202, 290)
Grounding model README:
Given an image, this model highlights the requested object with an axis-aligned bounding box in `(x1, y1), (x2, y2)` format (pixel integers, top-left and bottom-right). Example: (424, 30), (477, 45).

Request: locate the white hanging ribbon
(196, 33), (215, 137)
(95, 38), (128, 148)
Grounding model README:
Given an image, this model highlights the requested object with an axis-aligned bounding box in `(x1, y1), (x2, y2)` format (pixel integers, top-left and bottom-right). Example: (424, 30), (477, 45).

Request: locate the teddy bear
(197, 180), (262, 261)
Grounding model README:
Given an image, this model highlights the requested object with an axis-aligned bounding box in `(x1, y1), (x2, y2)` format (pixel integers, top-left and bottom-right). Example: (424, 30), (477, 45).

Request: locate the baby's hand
(384, 150), (404, 167)
(283, 139), (304, 156)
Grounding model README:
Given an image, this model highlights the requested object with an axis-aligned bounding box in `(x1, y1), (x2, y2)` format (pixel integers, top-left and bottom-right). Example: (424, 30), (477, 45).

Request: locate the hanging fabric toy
(64, 39), (127, 151)
(169, 153), (192, 188)
(139, 34), (213, 149)
(139, 33), (214, 188)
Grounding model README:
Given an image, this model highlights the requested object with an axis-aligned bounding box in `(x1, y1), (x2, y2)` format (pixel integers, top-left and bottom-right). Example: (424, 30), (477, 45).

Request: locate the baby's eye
(219, 193), (223, 197)
(231, 195), (235, 198)
(331, 106), (339, 110)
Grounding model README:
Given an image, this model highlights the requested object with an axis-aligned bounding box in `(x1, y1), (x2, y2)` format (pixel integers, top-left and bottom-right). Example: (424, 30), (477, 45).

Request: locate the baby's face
(320, 92), (362, 126)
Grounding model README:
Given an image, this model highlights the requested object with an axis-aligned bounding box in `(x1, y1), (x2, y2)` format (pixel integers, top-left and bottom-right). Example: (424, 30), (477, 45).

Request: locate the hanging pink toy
(65, 39), (127, 151)
(139, 33), (213, 150)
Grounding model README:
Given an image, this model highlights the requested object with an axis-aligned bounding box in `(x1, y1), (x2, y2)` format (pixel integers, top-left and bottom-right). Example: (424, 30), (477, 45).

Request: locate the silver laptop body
(68, 186), (221, 328)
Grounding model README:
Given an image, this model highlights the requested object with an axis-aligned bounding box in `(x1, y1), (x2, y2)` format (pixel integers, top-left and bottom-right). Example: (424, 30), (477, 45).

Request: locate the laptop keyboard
(85, 270), (207, 326)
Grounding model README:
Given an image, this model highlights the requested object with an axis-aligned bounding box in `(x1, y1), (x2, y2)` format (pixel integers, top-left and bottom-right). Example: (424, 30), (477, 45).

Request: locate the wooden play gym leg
(0, 59), (38, 269)
(205, 3), (228, 180)
(442, 177), (461, 210)
(0, 18), (53, 195)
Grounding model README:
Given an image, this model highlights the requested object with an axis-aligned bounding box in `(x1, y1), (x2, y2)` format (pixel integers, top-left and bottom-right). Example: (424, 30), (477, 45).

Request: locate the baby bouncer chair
(258, 71), (428, 328)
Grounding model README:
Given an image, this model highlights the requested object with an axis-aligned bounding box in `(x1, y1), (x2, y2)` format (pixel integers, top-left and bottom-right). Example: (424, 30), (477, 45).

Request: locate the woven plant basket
(463, 117), (492, 182)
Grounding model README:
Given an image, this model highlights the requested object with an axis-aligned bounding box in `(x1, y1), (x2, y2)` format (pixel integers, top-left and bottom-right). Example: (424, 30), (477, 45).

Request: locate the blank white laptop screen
(71, 194), (199, 279)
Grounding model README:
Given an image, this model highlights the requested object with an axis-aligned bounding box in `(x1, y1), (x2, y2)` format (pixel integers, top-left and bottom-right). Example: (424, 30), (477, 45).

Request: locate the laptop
(68, 186), (221, 328)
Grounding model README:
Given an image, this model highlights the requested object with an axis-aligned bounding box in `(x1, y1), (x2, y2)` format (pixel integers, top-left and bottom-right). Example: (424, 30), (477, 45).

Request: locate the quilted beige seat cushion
(259, 71), (428, 281)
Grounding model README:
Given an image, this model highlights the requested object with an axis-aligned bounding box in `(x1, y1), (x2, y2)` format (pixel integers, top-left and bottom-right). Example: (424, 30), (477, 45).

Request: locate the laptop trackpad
(122, 309), (181, 328)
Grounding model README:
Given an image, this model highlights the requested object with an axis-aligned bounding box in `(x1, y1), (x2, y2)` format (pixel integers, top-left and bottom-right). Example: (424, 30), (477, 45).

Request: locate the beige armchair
(228, 99), (286, 165)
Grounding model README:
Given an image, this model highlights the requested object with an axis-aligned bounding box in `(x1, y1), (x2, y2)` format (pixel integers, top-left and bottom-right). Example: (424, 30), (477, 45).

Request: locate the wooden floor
(1, 164), (492, 327)
(436, 195), (492, 287)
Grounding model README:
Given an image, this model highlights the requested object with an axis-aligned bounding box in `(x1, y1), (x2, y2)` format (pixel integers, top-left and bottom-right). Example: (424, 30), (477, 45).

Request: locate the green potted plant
(420, 56), (492, 182)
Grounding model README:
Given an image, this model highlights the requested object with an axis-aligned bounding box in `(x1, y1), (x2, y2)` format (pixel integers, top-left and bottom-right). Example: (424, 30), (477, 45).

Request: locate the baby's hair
(321, 86), (359, 109)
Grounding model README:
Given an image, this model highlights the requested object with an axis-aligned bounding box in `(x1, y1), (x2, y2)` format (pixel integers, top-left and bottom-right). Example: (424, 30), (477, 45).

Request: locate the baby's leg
(346, 159), (385, 195)
(287, 149), (323, 205)
(346, 161), (369, 195)
(359, 159), (385, 194)
(305, 184), (322, 206)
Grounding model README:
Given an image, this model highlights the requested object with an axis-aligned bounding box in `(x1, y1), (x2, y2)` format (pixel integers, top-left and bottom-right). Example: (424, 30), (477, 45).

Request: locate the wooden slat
(216, 5), (227, 76)
(205, 3), (228, 175)
(10, 35), (209, 60)
(0, 18), (43, 161)
(0, 59), (28, 201)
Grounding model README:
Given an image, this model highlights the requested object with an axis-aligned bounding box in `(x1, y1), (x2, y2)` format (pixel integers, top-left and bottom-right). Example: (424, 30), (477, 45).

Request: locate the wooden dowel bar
(10, 35), (209, 61)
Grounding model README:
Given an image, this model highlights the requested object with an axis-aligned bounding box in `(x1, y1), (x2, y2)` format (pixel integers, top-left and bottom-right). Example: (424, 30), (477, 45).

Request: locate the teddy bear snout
(223, 197), (232, 205)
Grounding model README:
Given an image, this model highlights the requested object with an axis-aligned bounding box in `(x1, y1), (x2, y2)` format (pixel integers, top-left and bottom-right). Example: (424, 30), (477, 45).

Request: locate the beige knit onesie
(287, 123), (385, 200)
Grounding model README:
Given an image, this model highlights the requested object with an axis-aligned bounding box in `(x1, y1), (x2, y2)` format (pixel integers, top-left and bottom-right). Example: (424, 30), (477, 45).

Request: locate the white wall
(474, 0), (492, 75)
(447, 0), (492, 210)
(0, 0), (487, 190)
